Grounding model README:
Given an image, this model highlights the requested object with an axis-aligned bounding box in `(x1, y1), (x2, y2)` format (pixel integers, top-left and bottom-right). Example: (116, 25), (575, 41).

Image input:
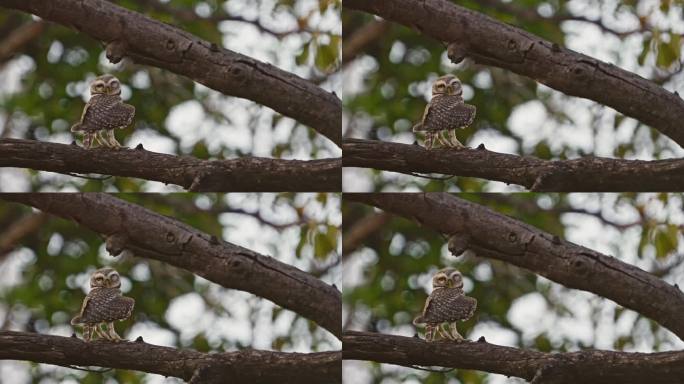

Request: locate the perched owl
(413, 268), (477, 342)
(71, 74), (135, 149)
(71, 267), (135, 342)
(412, 75), (476, 150)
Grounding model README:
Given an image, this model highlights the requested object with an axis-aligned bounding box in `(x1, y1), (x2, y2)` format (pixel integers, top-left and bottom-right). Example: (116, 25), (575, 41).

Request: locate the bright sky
(342, 0), (684, 192)
(0, 0), (342, 192)
(0, 193), (342, 383)
(343, 193), (684, 384)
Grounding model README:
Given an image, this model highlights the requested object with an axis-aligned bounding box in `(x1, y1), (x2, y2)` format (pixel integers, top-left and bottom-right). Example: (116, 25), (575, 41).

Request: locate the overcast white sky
(0, 193), (341, 383)
(0, 0), (342, 192)
(343, 193), (684, 384)
(342, 0), (684, 192)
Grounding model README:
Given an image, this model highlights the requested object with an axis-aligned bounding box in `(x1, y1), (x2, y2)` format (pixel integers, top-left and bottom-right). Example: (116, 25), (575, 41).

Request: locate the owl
(413, 268), (477, 342)
(412, 75), (476, 150)
(71, 267), (135, 342)
(71, 74), (135, 149)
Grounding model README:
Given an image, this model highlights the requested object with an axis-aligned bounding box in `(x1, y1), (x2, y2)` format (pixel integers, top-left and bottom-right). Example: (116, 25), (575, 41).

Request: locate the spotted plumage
(413, 74), (476, 149)
(71, 74), (135, 148)
(413, 268), (477, 342)
(71, 267), (134, 342)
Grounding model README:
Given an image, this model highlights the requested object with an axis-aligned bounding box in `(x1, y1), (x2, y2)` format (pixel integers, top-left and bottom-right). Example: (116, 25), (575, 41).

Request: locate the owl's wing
(70, 98), (93, 132)
(424, 288), (477, 323)
(413, 294), (434, 325)
(70, 295), (92, 324)
(412, 104), (432, 132)
(79, 288), (134, 323)
(81, 95), (135, 131)
(423, 95), (476, 132)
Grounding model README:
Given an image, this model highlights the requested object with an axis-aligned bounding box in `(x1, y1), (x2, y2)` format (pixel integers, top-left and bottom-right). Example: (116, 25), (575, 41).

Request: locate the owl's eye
(95, 276), (104, 281)
(437, 84), (445, 90)
(111, 274), (119, 280)
(95, 84), (104, 89)
(110, 81), (119, 87)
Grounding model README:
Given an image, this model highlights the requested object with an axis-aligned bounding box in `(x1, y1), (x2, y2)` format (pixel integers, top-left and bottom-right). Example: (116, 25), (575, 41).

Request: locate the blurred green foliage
(0, 193), (341, 383)
(343, 0), (683, 192)
(0, 0), (341, 191)
(343, 193), (683, 383)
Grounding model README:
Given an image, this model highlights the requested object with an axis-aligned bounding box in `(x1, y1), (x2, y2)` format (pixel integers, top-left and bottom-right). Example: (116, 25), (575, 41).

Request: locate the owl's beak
(446, 85), (454, 94)
(447, 280), (453, 288)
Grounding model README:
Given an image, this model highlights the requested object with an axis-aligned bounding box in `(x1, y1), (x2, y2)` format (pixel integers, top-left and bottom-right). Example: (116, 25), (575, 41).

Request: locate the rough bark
(344, 331), (684, 383)
(0, 139), (341, 192)
(0, 0), (341, 146)
(343, 139), (684, 191)
(0, 331), (341, 384)
(346, 193), (684, 340)
(0, 193), (341, 338)
(344, 0), (684, 148)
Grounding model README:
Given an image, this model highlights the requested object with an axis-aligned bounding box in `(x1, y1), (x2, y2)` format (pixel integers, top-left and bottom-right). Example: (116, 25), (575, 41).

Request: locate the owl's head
(90, 267), (121, 289)
(432, 268), (464, 289)
(90, 74), (121, 96)
(432, 74), (462, 97)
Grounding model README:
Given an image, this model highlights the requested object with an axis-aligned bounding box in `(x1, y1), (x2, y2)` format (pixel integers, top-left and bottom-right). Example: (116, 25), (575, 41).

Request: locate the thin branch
(342, 20), (391, 64)
(342, 212), (391, 256)
(133, 0), (318, 38)
(344, 0), (684, 148)
(343, 331), (684, 383)
(0, 20), (45, 63)
(0, 0), (341, 146)
(0, 212), (48, 257)
(343, 139), (684, 191)
(0, 331), (341, 383)
(0, 194), (342, 338)
(0, 139), (341, 192)
(346, 193), (684, 340)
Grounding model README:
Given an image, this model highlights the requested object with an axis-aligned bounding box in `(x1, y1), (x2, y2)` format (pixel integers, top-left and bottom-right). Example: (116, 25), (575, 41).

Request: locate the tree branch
(346, 193), (684, 340)
(0, 20), (45, 63)
(0, 0), (341, 146)
(0, 139), (341, 192)
(343, 331), (684, 383)
(343, 139), (684, 191)
(0, 193), (341, 338)
(344, 0), (684, 148)
(342, 20), (391, 64)
(0, 212), (47, 257)
(342, 212), (391, 256)
(0, 331), (341, 383)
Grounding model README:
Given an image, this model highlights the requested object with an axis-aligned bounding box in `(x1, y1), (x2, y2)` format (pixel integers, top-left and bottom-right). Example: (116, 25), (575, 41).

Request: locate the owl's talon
(71, 268), (135, 343)
(414, 74), (475, 151)
(70, 74), (135, 151)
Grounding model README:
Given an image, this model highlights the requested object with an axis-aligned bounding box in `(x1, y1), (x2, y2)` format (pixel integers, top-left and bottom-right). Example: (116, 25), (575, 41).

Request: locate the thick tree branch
(0, 0), (341, 146)
(346, 193), (684, 340)
(0, 193), (341, 338)
(344, 331), (684, 383)
(0, 331), (341, 383)
(0, 139), (341, 192)
(343, 139), (684, 191)
(344, 0), (684, 148)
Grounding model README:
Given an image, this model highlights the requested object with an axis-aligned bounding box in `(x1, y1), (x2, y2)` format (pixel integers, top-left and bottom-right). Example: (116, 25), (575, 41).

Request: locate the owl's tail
(412, 316), (426, 326)
(412, 123), (424, 132)
(70, 315), (82, 325)
(70, 123), (83, 132)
